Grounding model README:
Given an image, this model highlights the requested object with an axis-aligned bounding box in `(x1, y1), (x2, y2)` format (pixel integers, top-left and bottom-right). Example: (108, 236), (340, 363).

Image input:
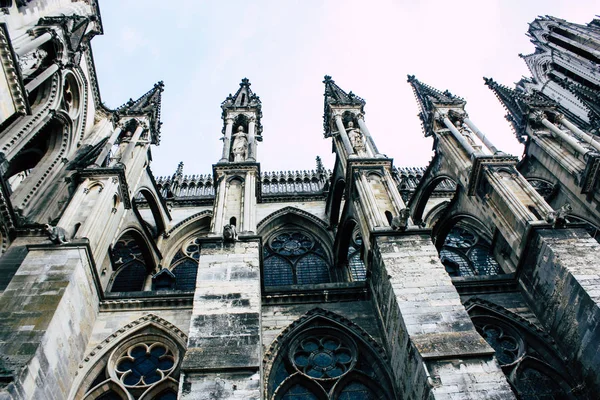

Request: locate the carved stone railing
(261, 169), (330, 197)
(155, 174), (215, 199)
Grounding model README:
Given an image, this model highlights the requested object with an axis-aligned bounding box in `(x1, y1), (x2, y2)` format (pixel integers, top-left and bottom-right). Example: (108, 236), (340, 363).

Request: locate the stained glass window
(263, 230), (331, 287)
(268, 323), (394, 399)
(115, 343), (175, 387)
(110, 234), (149, 293)
(282, 384), (319, 400)
(168, 237), (200, 291)
(348, 232), (366, 282)
(338, 382), (378, 400)
(440, 226), (500, 277)
(473, 316), (581, 399)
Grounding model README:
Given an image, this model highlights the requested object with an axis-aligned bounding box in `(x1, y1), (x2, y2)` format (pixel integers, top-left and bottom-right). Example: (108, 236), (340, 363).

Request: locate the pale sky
(92, 0), (598, 177)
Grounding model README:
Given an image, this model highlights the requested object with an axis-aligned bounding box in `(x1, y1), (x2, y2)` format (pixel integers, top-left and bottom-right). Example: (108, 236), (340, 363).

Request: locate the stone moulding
(256, 206), (329, 232)
(262, 307), (391, 397)
(74, 313), (188, 381)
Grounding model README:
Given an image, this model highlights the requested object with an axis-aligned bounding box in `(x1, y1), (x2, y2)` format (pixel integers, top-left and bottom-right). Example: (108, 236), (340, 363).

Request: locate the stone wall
(181, 239), (261, 400)
(0, 244), (98, 400)
(520, 228), (600, 393)
(371, 233), (515, 399)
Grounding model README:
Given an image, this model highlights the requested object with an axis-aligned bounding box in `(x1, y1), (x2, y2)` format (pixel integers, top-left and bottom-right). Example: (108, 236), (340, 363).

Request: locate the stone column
(220, 117), (234, 162)
(463, 117), (500, 154)
(333, 113), (355, 157)
(359, 172), (386, 227)
(242, 172), (252, 232)
(356, 113), (381, 157)
(16, 31), (53, 56)
(247, 116), (256, 161)
(95, 126), (122, 167)
(441, 114), (477, 157)
(557, 115), (600, 153)
(212, 176), (227, 234)
(536, 112), (589, 156)
(25, 62), (59, 92)
(121, 124), (144, 163)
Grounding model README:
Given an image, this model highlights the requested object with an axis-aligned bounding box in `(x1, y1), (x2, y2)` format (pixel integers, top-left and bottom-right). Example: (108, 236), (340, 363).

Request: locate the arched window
(164, 236), (200, 291)
(75, 317), (186, 400)
(109, 232), (152, 293)
(263, 230), (331, 287)
(266, 310), (397, 399)
(347, 231), (366, 282)
(468, 301), (585, 399)
(439, 225), (500, 277)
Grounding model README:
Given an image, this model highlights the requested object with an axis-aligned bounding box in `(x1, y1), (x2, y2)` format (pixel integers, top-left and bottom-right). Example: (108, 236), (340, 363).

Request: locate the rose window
(270, 232), (314, 256)
(290, 334), (356, 380)
(184, 237), (201, 260)
(115, 343), (175, 387)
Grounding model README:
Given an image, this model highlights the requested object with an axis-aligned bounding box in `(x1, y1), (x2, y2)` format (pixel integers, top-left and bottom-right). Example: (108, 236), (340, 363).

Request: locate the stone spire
(322, 75), (365, 138)
(219, 78), (263, 163)
(407, 75), (465, 136)
(484, 77), (554, 142)
(115, 81), (164, 144)
(558, 78), (600, 131)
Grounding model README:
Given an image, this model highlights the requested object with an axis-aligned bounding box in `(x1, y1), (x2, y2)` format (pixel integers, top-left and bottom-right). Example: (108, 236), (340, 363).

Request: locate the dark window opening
(263, 230), (331, 287)
(440, 226), (500, 277)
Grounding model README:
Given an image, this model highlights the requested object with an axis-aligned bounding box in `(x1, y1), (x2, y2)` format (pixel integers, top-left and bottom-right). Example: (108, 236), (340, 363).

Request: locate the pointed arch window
(78, 327), (184, 400)
(469, 303), (585, 399)
(263, 231), (331, 287)
(110, 233), (152, 293)
(439, 226), (500, 277)
(347, 232), (366, 282)
(266, 312), (396, 399)
(165, 237), (201, 291)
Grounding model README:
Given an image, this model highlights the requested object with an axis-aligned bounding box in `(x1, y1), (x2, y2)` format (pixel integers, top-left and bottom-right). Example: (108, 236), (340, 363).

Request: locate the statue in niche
(231, 125), (248, 162)
(346, 121), (367, 156)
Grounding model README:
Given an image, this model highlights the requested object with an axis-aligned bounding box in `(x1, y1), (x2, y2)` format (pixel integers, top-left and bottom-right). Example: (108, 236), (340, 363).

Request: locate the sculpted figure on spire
(231, 125), (248, 162)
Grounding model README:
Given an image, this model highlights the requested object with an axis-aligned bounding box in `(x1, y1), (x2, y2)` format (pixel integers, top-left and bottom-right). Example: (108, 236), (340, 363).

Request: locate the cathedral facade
(0, 1), (599, 399)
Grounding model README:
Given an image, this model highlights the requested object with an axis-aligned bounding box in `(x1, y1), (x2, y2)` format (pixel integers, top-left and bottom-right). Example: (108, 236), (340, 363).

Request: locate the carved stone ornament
(391, 208), (411, 231)
(545, 203), (572, 228)
(346, 122), (367, 156)
(231, 126), (248, 162)
(45, 224), (69, 244)
(223, 224), (237, 242)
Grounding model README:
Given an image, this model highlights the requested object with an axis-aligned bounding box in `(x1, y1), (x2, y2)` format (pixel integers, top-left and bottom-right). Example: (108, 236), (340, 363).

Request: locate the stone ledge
(412, 331), (495, 360)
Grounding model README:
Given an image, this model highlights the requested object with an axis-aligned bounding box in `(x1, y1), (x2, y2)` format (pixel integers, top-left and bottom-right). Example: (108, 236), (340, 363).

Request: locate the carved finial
(240, 77), (250, 87)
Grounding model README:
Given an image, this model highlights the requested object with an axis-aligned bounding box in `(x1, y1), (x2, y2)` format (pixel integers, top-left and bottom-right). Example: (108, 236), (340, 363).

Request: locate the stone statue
(346, 122), (367, 156)
(391, 208), (411, 231)
(546, 203), (572, 228)
(231, 126), (248, 162)
(223, 224), (237, 242)
(45, 224), (69, 244)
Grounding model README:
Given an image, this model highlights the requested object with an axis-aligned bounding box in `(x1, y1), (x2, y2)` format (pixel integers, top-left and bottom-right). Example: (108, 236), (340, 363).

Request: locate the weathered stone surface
(521, 228), (600, 394)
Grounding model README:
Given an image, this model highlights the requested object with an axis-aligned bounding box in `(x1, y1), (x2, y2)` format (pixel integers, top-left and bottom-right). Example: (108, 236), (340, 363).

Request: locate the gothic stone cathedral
(0, 2), (599, 400)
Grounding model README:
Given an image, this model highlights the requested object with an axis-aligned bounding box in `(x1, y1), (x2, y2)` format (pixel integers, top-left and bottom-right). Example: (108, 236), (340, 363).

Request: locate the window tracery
(347, 231), (366, 282)
(110, 233), (150, 293)
(263, 230), (331, 287)
(470, 304), (585, 399)
(439, 226), (500, 277)
(266, 312), (395, 400)
(166, 236), (201, 291)
(82, 333), (182, 400)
